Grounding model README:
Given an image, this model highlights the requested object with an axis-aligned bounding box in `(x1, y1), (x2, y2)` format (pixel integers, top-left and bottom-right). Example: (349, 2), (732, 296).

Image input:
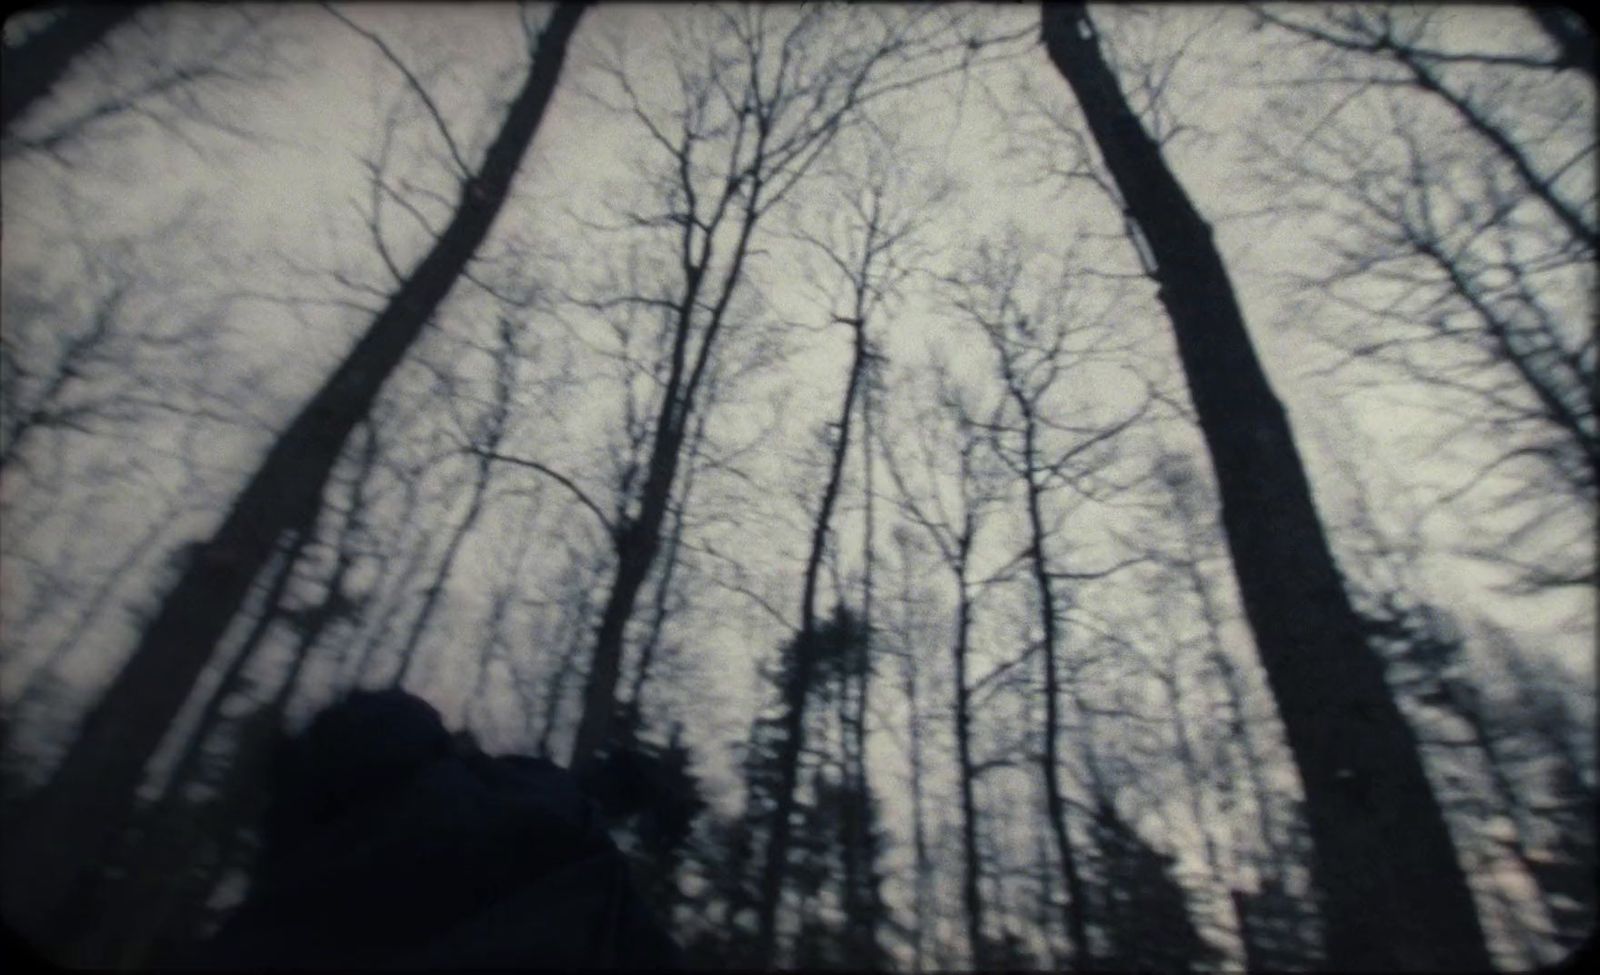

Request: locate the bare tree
(0, 4), (587, 945)
(387, 316), (524, 687)
(559, 4), (982, 770)
(1250, 5), (1595, 591)
(1042, 5), (1491, 969)
(74, 419), (382, 968)
(945, 233), (1151, 969)
(3, 4), (285, 163)
(886, 523), (937, 973)
(751, 137), (934, 965)
(1311, 413), (1596, 965)
(0, 203), (245, 481)
(881, 361), (1013, 969)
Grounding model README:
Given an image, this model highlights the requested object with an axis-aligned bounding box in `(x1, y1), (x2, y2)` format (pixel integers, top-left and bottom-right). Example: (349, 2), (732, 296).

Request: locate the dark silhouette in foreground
(0, 7), (588, 938)
(192, 690), (680, 970)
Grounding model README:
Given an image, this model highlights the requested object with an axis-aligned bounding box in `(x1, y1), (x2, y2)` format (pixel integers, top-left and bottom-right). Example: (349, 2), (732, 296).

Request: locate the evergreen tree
(724, 608), (888, 969)
(1087, 801), (1220, 973)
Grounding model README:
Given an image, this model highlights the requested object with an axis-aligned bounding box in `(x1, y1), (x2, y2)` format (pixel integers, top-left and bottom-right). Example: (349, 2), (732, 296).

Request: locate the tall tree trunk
(907, 657), (930, 973)
(1020, 420), (1092, 970)
(104, 424), (379, 969)
(619, 491), (684, 733)
(568, 498), (665, 763)
(846, 364), (881, 963)
(1164, 474), (1289, 866)
(896, 536), (931, 974)
(1041, 6), (1490, 970)
(536, 555), (600, 759)
(621, 406), (708, 736)
(1178, 530), (1286, 865)
(112, 537), (358, 970)
(952, 539), (987, 971)
(754, 317), (870, 966)
(70, 529), (308, 966)
(0, 5), (586, 945)
(836, 653), (861, 952)
(1, 4), (145, 134)
(9, 485), (189, 712)
(1160, 667), (1225, 886)
(1439, 680), (1563, 952)
(567, 136), (771, 768)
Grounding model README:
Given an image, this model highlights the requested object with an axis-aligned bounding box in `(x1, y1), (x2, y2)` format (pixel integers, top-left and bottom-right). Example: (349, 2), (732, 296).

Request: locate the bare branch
(467, 448), (615, 537)
(321, 3), (472, 179)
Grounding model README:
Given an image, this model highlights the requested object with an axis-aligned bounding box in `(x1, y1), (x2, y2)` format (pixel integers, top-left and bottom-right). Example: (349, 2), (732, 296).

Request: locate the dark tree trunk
(1, 4), (144, 134)
(10, 489), (187, 710)
(844, 367), (881, 963)
(1020, 420), (1092, 970)
(1528, 6), (1596, 78)
(71, 532), (308, 967)
(907, 658), (930, 972)
(536, 557), (600, 759)
(567, 150), (768, 770)
(619, 497), (683, 732)
(1179, 529), (1286, 864)
(98, 425), (378, 969)
(0, 4), (586, 945)
(568, 468), (674, 764)
(896, 537), (932, 973)
(951, 561), (988, 970)
(754, 318), (870, 966)
(1042, 6), (1491, 970)
(621, 407), (707, 735)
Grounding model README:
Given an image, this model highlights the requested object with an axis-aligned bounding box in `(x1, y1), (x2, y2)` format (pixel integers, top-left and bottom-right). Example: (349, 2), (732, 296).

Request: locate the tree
(2, 4), (285, 166)
(947, 232), (1151, 969)
(1250, 6), (1595, 592)
(0, 207), (245, 723)
(886, 523), (938, 973)
(1306, 391), (1596, 965)
(881, 362), (1013, 969)
(0, 4), (587, 947)
(752, 135), (928, 966)
(1, 4), (146, 135)
(1042, 5), (1492, 969)
(74, 421), (383, 968)
(387, 316), (523, 687)
(739, 608), (885, 970)
(1087, 799), (1219, 972)
(563, 4), (984, 771)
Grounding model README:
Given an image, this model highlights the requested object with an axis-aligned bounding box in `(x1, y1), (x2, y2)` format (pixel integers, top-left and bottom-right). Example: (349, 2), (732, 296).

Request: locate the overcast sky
(1, 4), (1592, 968)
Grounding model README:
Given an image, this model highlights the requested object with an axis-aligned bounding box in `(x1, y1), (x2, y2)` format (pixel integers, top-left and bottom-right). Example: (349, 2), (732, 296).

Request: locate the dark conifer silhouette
(1087, 800), (1219, 973)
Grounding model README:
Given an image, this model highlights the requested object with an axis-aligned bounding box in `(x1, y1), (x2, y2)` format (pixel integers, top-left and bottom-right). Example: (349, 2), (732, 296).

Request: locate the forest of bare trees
(1, 4), (1593, 970)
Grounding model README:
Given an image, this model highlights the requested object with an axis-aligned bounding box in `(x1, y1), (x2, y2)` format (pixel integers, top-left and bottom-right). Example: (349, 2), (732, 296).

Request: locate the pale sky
(1, 4), (1592, 969)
